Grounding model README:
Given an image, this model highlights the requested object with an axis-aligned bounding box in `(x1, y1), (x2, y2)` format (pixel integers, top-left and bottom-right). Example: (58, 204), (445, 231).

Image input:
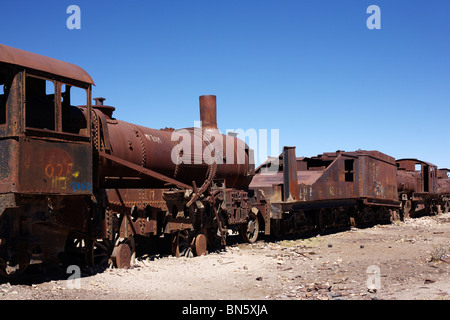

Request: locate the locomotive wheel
(111, 237), (135, 269)
(390, 209), (402, 222)
(317, 209), (327, 232)
(115, 243), (131, 269)
(171, 229), (194, 258)
(241, 216), (259, 243)
(376, 207), (391, 224)
(444, 201), (450, 214)
(63, 237), (87, 267)
(207, 226), (225, 252)
(402, 200), (412, 219)
(63, 237), (114, 271)
(194, 234), (208, 256)
(64, 235), (128, 270)
(348, 207), (358, 228)
(350, 206), (370, 227)
(0, 258), (27, 280)
(90, 239), (115, 270)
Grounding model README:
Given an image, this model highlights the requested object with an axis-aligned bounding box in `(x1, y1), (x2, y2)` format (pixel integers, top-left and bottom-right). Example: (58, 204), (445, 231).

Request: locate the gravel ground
(1, 213), (449, 301)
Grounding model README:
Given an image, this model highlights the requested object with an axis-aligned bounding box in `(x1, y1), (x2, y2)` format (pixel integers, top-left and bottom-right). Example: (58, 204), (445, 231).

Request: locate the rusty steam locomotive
(0, 44), (448, 278)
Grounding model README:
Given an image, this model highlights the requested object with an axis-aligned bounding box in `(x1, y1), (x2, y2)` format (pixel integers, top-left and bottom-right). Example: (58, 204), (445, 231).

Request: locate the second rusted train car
(250, 147), (402, 236)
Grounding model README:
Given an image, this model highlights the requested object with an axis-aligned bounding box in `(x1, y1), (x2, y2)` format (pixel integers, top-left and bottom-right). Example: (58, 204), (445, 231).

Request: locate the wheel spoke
(172, 230), (195, 258)
(94, 241), (109, 253)
(242, 215), (259, 243)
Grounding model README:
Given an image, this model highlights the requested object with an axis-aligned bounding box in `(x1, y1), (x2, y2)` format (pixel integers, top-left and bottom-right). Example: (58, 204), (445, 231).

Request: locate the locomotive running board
(98, 151), (192, 190)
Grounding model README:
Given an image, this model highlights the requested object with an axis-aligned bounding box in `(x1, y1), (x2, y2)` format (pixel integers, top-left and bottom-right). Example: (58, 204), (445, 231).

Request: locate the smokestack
(283, 146), (300, 202)
(199, 95), (218, 130)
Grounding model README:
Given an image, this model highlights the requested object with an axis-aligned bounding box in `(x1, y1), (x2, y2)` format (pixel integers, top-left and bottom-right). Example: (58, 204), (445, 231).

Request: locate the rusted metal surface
(4, 43), (450, 278)
(115, 243), (131, 269)
(90, 94), (263, 259)
(396, 159), (438, 194)
(397, 170), (421, 194)
(251, 149), (400, 207)
(282, 146), (300, 201)
(221, 189), (251, 225)
(199, 95), (218, 130)
(194, 233), (207, 256)
(437, 169), (450, 213)
(0, 44), (95, 277)
(96, 108), (213, 190)
(396, 160), (450, 217)
(106, 188), (165, 237)
(0, 44), (94, 85)
(95, 95), (253, 190)
(438, 168), (450, 179)
(93, 97), (115, 118)
(0, 44), (265, 275)
(18, 138), (92, 194)
(100, 151), (192, 190)
(250, 148), (401, 233)
(437, 169), (450, 194)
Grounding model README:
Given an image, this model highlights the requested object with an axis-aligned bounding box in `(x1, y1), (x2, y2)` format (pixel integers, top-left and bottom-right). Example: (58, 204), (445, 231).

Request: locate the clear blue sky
(1, 1), (449, 167)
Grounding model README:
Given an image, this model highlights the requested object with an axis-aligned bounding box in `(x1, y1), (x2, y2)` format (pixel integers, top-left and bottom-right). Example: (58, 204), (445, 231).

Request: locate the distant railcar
(396, 159), (450, 217)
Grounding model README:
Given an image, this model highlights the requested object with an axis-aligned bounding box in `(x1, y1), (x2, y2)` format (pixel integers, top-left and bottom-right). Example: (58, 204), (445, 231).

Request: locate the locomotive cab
(396, 158), (439, 217)
(0, 44), (95, 277)
(396, 159), (438, 195)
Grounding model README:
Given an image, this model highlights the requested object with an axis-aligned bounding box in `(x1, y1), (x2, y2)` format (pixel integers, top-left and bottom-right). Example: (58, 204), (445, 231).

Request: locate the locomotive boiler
(93, 95), (253, 191)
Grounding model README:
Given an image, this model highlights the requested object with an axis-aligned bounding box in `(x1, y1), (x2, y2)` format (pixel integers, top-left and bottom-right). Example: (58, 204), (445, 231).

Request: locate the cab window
(0, 71), (10, 125)
(25, 75), (88, 137)
(61, 84), (88, 135)
(25, 76), (55, 130)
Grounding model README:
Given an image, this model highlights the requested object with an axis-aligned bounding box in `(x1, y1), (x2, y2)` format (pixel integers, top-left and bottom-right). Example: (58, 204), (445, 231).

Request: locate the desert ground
(0, 213), (449, 301)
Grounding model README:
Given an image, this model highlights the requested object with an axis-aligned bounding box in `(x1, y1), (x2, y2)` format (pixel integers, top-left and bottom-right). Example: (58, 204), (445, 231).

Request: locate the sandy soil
(1, 213), (449, 301)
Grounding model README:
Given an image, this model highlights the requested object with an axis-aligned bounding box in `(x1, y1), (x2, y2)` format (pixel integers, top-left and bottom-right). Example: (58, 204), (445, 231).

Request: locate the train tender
(249, 147), (402, 236)
(0, 43), (267, 276)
